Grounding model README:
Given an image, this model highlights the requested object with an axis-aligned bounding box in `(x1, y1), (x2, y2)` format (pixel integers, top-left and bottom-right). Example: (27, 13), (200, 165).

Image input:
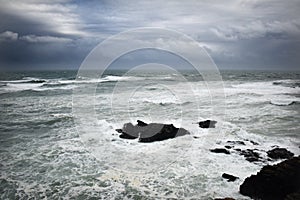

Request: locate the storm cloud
(0, 0), (299, 70)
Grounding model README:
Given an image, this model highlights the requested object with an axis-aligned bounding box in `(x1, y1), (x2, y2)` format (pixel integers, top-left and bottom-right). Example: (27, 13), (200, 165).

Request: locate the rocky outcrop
(238, 149), (262, 162)
(198, 120), (217, 128)
(116, 120), (190, 143)
(240, 156), (300, 200)
(267, 148), (294, 159)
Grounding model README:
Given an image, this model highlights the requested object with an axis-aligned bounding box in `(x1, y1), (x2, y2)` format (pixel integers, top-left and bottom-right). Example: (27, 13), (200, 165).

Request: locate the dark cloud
(0, 0), (299, 71)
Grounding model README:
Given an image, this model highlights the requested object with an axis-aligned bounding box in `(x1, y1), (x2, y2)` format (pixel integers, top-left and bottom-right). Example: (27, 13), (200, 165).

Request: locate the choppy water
(0, 70), (299, 199)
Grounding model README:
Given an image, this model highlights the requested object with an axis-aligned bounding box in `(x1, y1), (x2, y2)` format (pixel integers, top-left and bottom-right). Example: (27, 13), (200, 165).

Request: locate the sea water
(0, 70), (299, 199)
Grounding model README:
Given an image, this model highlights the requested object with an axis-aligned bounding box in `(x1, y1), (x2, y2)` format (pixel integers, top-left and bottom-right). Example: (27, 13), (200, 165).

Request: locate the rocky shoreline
(115, 120), (299, 200)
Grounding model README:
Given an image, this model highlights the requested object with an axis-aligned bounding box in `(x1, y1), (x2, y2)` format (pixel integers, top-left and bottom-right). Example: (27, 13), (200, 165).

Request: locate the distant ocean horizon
(1, 69), (299, 199)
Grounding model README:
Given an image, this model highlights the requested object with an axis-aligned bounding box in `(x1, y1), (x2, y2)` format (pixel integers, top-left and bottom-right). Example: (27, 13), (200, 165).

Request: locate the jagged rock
(137, 120), (148, 126)
(210, 148), (230, 154)
(238, 149), (261, 162)
(198, 120), (217, 128)
(222, 173), (239, 182)
(240, 156), (300, 200)
(267, 148), (294, 160)
(116, 120), (190, 143)
(250, 140), (259, 145)
(28, 79), (46, 83)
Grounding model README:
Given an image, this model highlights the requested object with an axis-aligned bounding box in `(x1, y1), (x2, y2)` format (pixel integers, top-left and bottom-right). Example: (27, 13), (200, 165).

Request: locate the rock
(225, 145), (232, 149)
(28, 79), (46, 83)
(227, 140), (246, 145)
(240, 156), (300, 200)
(210, 148), (230, 154)
(198, 120), (217, 128)
(238, 149), (261, 162)
(285, 192), (300, 200)
(116, 120), (190, 143)
(214, 198), (236, 200)
(267, 148), (294, 160)
(137, 120), (148, 126)
(250, 140), (259, 145)
(222, 173), (239, 182)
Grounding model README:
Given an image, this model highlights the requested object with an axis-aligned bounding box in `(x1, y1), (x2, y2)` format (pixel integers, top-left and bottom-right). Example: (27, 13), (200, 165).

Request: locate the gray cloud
(0, 0), (299, 70)
(0, 31), (18, 41)
(19, 35), (73, 43)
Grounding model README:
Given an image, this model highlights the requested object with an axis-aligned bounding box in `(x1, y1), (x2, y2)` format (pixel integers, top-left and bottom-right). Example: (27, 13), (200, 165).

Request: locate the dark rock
(285, 191), (300, 200)
(267, 148), (294, 160)
(137, 120), (148, 126)
(222, 173), (239, 182)
(210, 148), (230, 154)
(225, 145), (232, 149)
(239, 149), (261, 162)
(250, 140), (259, 145)
(198, 120), (217, 128)
(240, 156), (300, 200)
(115, 129), (123, 133)
(227, 140), (246, 145)
(116, 120), (190, 143)
(119, 132), (138, 139)
(28, 79), (46, 83)
(193, 136), (199, 139)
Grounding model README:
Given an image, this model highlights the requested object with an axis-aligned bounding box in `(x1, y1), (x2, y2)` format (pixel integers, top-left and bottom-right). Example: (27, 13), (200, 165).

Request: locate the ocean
(0, 70), (299, 199)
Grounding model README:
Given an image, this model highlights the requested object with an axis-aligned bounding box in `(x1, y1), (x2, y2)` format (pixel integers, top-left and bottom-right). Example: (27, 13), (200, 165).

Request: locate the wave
(141, 99), (191, 106)
(272, 79), (300, 88)
(270, 100), (298, 106)
(0, 77), (46, 84)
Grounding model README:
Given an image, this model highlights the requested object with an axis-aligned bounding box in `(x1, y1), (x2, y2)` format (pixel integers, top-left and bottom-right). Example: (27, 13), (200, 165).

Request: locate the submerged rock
(240, 156), (300, 200)
(222, 173), (239, 182)
(210, 148), (230, 154)
(267, 147), (294, 160)
(116, 120), (190, 143)
(198, 120), (217, 128)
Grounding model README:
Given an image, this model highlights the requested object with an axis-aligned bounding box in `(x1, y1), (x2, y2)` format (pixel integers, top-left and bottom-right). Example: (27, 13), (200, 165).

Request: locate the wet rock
(250, 140), (259, 145)
(238, 149), (261, 162)
(198, 120), (217, 128)
(240, 156), (300, 200)
(28, 79), (46, 83)
(210, 148), (230, 154)
(222, 173), (239, 182)
(267, 148), (294, 160)
(137, 120), (148, 126)
(116, 120), (190, 143)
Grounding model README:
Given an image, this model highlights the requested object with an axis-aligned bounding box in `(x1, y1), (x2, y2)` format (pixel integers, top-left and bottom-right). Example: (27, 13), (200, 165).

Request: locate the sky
(0, 0), (300, 71)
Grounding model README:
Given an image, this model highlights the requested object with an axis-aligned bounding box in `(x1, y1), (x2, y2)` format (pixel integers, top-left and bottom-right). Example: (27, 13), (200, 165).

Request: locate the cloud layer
(0, 0), (299, 70)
